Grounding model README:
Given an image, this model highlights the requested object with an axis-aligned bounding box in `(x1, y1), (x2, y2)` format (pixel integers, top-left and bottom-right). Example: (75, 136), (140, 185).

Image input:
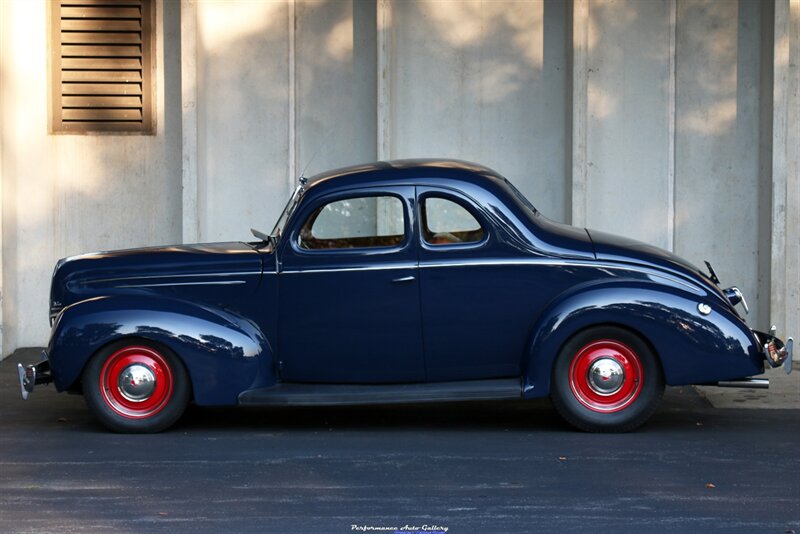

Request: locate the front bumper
(17, 352), (53, 400)
(753, 329), (793, 374)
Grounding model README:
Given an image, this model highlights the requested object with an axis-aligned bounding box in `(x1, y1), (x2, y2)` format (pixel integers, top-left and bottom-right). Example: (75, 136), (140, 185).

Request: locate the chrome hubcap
(118, 364), (156, 402)
(587, 358), (625, 395)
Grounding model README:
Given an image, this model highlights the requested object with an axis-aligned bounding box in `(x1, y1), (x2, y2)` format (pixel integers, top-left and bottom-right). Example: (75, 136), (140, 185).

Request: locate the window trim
(291, 191), (412, 255)
(49, 0), (156, 135)
(418, 191), (490, 251)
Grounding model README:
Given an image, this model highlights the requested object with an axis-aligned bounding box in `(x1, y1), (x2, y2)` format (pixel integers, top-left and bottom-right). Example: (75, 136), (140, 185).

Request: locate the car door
(277, 186), (425, 383)
(417, 187), (532, 381)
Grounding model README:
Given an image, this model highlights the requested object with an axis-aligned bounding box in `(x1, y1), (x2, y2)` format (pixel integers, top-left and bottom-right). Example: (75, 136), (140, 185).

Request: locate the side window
(422, 197), (485, 245)
(299, 196), (405, 250)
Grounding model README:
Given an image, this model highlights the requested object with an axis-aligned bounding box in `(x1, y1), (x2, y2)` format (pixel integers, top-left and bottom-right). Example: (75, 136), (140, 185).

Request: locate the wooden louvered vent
(51, 0), (153, 133)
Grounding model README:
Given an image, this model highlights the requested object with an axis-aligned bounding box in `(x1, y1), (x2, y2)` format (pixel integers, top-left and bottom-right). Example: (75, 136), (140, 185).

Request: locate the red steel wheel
(550, 326), (664, 432)
(83, 340), (190, 433)
(99, 345), (174, 419)
(568, 340), (643, 413)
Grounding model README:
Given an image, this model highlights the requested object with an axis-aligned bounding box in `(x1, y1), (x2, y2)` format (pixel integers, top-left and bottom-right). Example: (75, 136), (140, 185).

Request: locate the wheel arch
(47, 294), (276, 405)
(521, 281), (762, 399)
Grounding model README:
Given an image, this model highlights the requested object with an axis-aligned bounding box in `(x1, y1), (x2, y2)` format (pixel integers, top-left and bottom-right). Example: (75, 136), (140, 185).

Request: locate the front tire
(550, 326), (664, 432)
(82, 340), (191, 433)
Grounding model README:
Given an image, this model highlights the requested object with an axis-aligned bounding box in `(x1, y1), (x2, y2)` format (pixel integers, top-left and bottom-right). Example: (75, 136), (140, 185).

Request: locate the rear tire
(550, 326), (664, 432)
(82, 339), (190, 433)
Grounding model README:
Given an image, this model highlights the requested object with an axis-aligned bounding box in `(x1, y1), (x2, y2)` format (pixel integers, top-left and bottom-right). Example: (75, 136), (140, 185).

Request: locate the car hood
(51, 242), (263, 312)
(587, 229), (717, 287)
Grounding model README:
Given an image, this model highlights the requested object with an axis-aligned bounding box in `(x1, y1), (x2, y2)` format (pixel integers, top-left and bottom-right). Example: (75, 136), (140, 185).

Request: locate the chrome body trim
(114, 280), (247, 288)
(281, 263), (417, 275)
(86, 271), (261, 285)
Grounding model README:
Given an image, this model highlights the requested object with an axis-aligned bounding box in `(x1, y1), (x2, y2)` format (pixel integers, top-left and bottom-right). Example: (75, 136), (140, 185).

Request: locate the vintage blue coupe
(19, 160), (793, 433)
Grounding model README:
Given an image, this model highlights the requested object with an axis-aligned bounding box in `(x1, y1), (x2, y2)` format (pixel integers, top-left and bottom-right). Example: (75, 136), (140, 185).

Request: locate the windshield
(269, 181), (305, 241)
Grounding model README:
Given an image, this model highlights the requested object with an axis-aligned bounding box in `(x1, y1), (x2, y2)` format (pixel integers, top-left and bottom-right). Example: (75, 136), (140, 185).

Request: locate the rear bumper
(17, 352), (53, 400)
(753, 329), (793, 374)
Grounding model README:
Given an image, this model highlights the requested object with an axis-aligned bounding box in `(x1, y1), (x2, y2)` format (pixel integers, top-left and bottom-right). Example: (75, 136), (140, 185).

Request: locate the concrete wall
(674, 0), (770, 327)
(1, 0), (798, 356)
(572, 0), (795, 332)
(193, 1), (292, 242)
(389, 0), (569, 221)
(582, 0), (674, 251)
(0, 0), (182, 351)
(771, 0), (800, 340)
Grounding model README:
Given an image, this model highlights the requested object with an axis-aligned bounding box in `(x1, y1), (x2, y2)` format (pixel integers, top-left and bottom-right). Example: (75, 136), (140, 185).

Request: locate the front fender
(521, 281), (763, 399)
(47, 295), (275, 405)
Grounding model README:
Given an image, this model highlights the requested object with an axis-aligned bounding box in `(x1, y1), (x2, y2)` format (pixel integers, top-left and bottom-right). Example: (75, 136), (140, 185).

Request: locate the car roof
(304, 159), (509, 194)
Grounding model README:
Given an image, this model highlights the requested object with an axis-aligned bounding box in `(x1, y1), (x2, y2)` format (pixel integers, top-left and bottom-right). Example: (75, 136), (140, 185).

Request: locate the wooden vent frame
(50, 0), (154, 134)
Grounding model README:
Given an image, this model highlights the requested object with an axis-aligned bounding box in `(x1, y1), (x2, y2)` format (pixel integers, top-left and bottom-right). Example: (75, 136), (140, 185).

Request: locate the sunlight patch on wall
(325, 17), (354, 62)
(421, 0), (543, 68)
(680, 97), (737, 136)
(587, 0), (639, 51)
(6, 0), (50, 224)
(198, 0), (283, 50)
(471, 61), (523, 104)
(587, 83), (617, 120)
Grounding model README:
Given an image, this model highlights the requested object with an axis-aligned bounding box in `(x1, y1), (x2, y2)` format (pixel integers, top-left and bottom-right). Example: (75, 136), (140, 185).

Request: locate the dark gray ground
(1, 348), (798, 533)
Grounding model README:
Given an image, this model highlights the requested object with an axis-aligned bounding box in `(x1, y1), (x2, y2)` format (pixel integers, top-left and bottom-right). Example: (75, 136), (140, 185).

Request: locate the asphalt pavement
(1, 348), (798, 534)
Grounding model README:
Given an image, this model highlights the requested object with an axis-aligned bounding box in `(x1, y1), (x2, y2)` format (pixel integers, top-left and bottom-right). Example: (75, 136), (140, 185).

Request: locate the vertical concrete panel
(788, 0), (800, 337)
(196, 1), (290, 241)
(675, 0), (765, 328)
(758, 0), (774, 329)
(787, 0), (800, 336)
(771, 0), (800, 336)
(0, 0), (5, 355)
(583, 0), (674, 250)
(295, 0), (377, 178)
(391, 0), (568, 222)
(570, 0), (589, 228)
(182, 0), (200, 244)
(0, 0), (7, 355)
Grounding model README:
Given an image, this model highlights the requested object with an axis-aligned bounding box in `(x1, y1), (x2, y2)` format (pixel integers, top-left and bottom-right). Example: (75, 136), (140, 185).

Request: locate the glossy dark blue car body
(31, 159), (789, 432)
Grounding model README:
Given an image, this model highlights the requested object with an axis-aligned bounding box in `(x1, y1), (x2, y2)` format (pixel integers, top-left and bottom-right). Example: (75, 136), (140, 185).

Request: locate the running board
(238, 378), (522, 406)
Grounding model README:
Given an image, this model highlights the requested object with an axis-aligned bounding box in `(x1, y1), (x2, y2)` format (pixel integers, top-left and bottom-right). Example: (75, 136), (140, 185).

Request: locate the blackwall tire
(550, 326), (664, 432)
(82, 340), (191, 433)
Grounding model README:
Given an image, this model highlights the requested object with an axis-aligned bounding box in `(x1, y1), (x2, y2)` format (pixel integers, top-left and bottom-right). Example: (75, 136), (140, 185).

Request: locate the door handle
(392, 275), (415, 283)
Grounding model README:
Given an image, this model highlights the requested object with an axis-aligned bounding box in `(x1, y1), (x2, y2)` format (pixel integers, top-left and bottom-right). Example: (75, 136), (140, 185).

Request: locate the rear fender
(47, 295), (275, 405)
(521, 281), (762, 399)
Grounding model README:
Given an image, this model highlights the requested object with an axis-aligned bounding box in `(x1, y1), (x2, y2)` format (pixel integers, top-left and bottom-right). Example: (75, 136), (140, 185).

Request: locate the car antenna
(297, 129), (333, 188)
